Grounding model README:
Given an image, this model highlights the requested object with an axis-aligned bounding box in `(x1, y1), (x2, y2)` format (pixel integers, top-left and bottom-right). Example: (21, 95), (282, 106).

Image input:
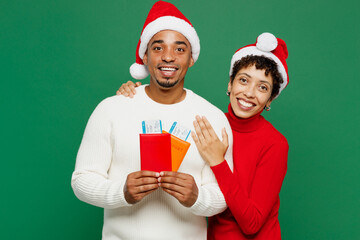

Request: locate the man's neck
(145, 81), (187, 104)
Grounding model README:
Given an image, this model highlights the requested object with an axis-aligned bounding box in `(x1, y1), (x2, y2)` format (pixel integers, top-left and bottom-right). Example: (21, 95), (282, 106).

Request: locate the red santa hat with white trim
(229, 32), (289, 97)
(130, 1), (200, 80)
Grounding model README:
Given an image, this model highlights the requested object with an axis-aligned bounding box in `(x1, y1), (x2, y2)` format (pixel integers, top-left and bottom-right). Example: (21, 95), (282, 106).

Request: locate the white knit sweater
(72, 85), (233, 240)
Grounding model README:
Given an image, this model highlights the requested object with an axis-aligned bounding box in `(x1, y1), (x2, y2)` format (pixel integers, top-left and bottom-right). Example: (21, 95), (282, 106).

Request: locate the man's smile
(157, 65), (179, 78)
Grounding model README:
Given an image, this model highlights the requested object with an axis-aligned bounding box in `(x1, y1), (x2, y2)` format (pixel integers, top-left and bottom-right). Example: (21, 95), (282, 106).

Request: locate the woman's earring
(264, 106), (271, 111)
(226, 91), (230, 96)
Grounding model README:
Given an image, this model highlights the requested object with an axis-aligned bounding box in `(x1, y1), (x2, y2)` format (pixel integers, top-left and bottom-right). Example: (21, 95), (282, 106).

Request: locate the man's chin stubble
(155, 78), (179, 88)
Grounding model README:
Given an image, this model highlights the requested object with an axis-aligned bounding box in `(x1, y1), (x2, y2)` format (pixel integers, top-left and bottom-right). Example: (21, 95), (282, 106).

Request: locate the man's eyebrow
(150, 40), (164, 46)
(175, 41), (188, 47)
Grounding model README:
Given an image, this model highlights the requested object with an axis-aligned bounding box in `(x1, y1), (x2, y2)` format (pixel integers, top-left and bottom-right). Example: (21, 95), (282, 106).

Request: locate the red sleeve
(211, 141), (288, 235)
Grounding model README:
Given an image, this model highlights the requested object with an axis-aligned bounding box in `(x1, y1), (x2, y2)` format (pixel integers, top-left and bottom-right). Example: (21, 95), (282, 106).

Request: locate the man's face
(143, 30), (194, 89)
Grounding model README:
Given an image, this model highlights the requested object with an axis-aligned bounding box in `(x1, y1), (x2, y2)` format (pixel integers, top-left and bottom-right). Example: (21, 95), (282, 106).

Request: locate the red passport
(139, 133), (172, 172)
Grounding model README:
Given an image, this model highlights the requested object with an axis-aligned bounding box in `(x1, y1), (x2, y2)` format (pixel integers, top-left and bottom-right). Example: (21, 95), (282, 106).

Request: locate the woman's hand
(191, 115), (229, 167)
(116, 81), (142, 98)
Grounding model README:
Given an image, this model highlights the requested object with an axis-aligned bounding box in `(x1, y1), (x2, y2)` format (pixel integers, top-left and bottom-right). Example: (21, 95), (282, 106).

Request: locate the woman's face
(228, 65), (273, 119)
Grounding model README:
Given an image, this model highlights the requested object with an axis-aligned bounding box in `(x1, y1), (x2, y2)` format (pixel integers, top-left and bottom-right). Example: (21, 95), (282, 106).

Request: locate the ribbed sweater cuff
(211, 160), (237, 197)
(211, 160), (248, 211)
(189, 182), (226, 217)
(116, 181), (133, 208)
(189, 184), (205, 214)
(211, 160), (233, 185)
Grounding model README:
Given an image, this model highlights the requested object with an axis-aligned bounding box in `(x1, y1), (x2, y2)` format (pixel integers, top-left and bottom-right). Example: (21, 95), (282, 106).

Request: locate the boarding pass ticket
(142, 120), (162, 134)
(169, 122), (191, 141)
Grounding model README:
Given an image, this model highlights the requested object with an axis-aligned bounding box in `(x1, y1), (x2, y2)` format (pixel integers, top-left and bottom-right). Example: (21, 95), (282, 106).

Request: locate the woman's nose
(244, 85), (256, 98)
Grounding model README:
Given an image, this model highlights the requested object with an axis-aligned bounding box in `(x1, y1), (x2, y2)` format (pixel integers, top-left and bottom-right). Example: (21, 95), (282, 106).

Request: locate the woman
(117, 32), (289, 240)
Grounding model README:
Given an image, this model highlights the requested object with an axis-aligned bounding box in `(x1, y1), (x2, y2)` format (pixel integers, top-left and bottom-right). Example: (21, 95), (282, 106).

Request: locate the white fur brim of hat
(139, 16), (200, 61)
(229, 46), (288, 95)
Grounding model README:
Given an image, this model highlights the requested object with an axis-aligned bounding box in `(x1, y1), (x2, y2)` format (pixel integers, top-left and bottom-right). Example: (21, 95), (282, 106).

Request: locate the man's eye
(176, 48), (185, 52)
(153, 47), (162, 50)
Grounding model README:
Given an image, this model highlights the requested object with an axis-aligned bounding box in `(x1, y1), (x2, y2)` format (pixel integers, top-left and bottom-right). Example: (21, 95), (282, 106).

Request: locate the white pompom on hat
(129, 1), (200, 79)
(229, 32), (289, 97)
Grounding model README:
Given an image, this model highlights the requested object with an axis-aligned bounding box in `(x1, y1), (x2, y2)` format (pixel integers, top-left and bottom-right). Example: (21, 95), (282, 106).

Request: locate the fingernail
(155, 172), (160, 177)
(160, 172), (164, 176)
(158, 177), (161, 182)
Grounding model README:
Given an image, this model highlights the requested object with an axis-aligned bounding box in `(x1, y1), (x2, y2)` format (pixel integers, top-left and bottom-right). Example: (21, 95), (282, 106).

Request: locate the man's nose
(161, 49), (175, 62)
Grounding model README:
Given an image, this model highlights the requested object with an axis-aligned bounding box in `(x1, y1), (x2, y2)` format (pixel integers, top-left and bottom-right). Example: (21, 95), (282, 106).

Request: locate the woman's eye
(259, 85), (268, 91)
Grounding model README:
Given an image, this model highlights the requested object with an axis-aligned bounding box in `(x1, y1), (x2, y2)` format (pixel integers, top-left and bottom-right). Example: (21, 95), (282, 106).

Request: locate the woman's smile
(237, 98), (256, 110)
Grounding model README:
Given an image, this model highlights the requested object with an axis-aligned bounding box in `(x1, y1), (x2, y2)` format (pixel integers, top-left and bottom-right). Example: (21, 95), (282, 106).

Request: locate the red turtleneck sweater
(208, 104), (289, 240)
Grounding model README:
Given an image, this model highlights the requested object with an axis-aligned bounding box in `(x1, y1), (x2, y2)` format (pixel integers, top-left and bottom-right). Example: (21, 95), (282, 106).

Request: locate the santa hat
(130, 1), (200, 79)
(229, 32), (289, 96)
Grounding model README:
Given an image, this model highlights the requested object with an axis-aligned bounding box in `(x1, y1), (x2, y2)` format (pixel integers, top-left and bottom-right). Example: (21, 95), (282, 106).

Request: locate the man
(71, 1), (233, 239)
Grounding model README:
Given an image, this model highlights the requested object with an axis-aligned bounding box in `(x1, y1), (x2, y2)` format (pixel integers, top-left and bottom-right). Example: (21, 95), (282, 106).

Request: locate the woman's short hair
(230, 55), (284, 100)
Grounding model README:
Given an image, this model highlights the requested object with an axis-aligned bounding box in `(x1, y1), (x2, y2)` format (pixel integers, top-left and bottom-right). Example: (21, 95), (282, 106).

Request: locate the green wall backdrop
(1, 0), (359, 239)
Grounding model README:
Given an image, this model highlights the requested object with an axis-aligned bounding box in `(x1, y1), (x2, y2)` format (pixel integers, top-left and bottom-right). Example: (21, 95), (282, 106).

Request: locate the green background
(1, 0), (359, 239)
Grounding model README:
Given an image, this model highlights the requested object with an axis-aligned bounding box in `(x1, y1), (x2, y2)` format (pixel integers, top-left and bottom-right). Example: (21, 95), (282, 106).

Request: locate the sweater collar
(225, 104), (265, 133)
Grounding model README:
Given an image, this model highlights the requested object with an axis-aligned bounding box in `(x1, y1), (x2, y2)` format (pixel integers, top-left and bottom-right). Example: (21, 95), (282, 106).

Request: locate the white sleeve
(189, 119), (234, 216)
(71, 99), (131, 209)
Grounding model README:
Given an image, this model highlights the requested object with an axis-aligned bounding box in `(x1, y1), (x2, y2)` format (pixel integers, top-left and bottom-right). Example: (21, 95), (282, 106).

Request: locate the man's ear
(143, 52), (148, 65)
(189, 57), (194, 68)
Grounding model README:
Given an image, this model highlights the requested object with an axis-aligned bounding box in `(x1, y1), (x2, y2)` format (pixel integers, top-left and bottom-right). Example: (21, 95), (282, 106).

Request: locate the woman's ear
(266, 99), (272, 108)
(227, 81), (232, 93)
